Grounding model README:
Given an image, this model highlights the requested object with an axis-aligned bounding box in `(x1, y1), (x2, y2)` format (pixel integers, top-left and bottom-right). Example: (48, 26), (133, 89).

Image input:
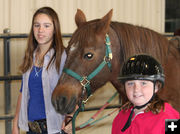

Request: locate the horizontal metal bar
(0, 33), (174, 39)
(0, 33), (28, 38)
(0, 115), (14, 120)
(83, 104), (121, 112)
(0, 33), (72, 39)
(0, 105), (121, 121)
(0, 75), (22, 81)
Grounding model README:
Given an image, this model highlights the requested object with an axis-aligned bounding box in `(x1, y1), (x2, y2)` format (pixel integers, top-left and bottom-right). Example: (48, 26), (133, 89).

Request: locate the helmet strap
(121, 81), (156, 132)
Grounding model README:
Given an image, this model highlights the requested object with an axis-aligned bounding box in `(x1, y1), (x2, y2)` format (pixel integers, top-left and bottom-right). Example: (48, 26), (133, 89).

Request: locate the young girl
(112, 54), (179, 134)
(12, 7), (67, 134)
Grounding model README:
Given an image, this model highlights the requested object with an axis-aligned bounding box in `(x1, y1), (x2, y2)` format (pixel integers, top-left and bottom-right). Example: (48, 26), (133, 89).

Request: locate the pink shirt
(112, 103), (179, 134)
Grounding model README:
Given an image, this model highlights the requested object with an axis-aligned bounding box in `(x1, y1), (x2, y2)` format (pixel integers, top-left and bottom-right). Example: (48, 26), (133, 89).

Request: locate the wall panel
(0, 0), (165, 34)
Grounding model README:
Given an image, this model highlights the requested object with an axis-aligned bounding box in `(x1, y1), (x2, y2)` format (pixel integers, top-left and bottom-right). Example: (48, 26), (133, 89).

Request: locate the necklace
(36, 56), (44, 66)
(34, 66), (42, 77)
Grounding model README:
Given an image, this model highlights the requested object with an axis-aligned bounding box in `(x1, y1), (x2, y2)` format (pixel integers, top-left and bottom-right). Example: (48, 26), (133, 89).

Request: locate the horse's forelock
(70, 19), (102, 50)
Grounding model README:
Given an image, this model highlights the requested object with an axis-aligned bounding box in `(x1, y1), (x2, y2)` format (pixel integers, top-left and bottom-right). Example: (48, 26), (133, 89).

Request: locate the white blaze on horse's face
(70, 42), (79, 52)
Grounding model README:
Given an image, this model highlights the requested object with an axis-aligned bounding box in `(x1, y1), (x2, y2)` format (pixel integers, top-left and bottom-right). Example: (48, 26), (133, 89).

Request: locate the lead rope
(72, 104), (83, 134)
(72, 92), (118, 134)
(76, 92), (118, 130)
(76, 107), (120, 130)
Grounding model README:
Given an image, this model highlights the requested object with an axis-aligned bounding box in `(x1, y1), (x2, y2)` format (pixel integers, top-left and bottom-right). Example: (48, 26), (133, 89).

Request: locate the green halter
(63, 34), (112, 101)
(63, 34), (113, 134)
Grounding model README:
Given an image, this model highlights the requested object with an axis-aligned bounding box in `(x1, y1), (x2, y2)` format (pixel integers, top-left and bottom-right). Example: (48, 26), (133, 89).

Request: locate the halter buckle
(80, 77), (90, 87)
(82, 94), (92, 104)
(104, 56), (111, 63)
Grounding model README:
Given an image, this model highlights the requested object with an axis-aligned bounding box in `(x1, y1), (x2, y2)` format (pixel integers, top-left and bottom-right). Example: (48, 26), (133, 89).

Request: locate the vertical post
(3, 28), (11, 134)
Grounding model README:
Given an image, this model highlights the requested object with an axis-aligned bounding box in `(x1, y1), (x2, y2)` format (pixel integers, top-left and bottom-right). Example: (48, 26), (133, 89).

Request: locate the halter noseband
(63, 34), (113, 106)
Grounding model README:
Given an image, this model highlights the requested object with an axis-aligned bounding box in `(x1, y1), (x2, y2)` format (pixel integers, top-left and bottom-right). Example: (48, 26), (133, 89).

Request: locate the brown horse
(52, 9), (180, 115)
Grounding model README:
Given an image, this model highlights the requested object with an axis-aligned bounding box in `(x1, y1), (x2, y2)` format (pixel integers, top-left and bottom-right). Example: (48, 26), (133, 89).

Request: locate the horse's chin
(51, 96), (77, 115)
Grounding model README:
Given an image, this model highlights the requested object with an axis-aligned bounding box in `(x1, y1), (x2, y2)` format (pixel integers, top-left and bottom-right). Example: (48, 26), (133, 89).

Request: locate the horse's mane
(110, 22), (169, 64)
(69, 19), (170, 65)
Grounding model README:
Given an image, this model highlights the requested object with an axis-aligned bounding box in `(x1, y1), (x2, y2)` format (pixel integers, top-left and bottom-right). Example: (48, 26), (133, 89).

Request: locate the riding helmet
(118, 54), (165, 87)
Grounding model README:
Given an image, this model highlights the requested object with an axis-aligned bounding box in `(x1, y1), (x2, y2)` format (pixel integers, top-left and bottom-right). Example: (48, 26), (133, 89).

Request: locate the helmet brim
(118, 74), (165, 86)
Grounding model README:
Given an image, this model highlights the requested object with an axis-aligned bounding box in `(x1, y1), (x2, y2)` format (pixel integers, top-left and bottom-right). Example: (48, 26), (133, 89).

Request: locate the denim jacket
(18, 48), (66, 134)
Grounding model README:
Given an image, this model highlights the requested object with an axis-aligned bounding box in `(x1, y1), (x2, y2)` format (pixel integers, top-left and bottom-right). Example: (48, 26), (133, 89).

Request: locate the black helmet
(118, 54), (165, 86)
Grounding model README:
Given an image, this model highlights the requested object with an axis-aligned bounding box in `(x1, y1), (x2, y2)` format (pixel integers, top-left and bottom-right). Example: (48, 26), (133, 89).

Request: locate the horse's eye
(84, 53), (93, 60)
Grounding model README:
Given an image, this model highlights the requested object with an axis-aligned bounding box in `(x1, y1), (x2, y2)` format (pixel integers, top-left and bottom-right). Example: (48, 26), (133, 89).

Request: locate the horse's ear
(96, 9), (113, 36)
(75, 9), (87, 27)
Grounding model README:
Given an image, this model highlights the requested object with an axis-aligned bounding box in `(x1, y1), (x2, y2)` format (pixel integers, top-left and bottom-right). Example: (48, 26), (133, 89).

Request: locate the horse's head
(52, 9), (114, 114)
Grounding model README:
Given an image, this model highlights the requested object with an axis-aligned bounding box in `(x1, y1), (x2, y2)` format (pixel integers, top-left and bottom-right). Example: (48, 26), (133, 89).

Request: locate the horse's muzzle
(51, 95), (77, 115)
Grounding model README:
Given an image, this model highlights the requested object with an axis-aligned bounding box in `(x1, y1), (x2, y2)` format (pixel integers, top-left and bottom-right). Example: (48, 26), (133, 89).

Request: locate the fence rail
(0, 33), (174, 39)
(0, 33), (72, 39)
(0, 75), (22, 81)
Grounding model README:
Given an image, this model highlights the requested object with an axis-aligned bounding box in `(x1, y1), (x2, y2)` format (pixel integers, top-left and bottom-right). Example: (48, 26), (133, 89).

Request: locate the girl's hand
(61, 116), (73, 134)
(61, 105), (79, 134)
(12, 119), (20, 134)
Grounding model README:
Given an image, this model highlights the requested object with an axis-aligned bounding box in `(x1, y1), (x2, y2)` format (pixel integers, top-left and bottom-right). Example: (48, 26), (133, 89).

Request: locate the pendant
(35, 67), (42, 77)
(35, 71), (39, 77)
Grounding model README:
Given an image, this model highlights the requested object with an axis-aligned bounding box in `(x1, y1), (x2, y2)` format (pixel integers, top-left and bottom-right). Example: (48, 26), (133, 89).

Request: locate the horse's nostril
(58, 96), (67, 110)
(52, 95), (77, 115)
(53, 96), (69, 115)
(51, 98), (57, 109)
(60, 96), (67, 104)
(52, 95), (68, 114)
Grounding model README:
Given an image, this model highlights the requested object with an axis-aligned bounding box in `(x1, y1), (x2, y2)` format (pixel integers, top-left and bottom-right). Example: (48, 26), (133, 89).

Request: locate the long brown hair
(19, 7), (64, 73)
